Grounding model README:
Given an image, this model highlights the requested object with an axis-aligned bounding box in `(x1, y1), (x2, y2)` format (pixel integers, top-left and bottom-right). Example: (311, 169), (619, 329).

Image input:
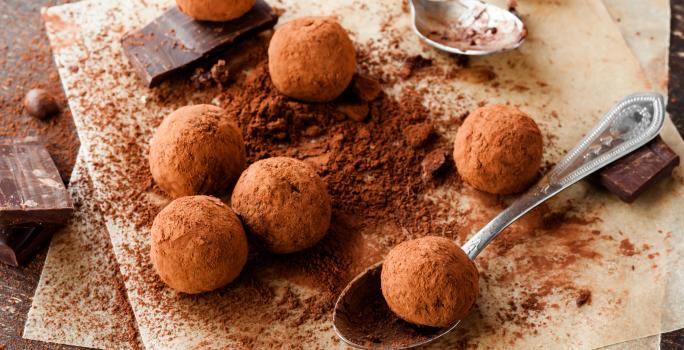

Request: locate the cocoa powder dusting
(61, 13), (660, 347)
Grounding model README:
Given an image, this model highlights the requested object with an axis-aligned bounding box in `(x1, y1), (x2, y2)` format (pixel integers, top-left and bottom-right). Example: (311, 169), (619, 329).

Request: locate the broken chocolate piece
(351, 74), (382, 102)
(0, 225), (57, 266)
(599, 136), (679, 202)
(0, 138), (73, 225)
(422, 148), (448, 179)
(122, 0), (278, 87)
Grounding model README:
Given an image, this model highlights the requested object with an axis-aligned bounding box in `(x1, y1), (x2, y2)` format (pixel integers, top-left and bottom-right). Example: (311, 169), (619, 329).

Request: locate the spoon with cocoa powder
(409, 0), (526, 55)
(332, 92), (665, 349)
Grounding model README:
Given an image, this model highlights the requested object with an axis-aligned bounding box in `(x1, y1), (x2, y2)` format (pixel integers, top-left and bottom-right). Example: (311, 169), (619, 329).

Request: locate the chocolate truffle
(381, 236), (479, 328)
(231, 157), (331, 253)
(149, 104), (246, 199)
(268, 17), (356, 102)
(176, 0), (255, 21)
(453, 104), (543, 194)
(23, 88), (60, 120)
(150, 196), (248, 294)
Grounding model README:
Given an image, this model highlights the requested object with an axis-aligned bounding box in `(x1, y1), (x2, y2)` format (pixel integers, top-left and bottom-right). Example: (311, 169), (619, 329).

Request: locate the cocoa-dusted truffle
(149, 104), (246, 198)
(176, 0), (255, 21)
(381, 236), (479, 327)
(268, 17), (356, 102)
(231, 157), (331, 253)
(150, 196), (248, 294)
(23, 88), (61, 120)
(453, 104), (543, 194)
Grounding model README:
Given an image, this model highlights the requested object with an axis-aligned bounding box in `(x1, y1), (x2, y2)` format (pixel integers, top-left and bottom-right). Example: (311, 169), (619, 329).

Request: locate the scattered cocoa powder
(619, 239), (637, 256)
(84, 34), (624, 347)
(39, 8), (664, 348)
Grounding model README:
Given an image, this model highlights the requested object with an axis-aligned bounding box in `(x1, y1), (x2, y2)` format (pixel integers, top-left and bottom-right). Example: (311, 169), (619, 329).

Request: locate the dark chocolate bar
(599, 136), (680, 202)
(0, 138), (74, 225)
(0, 225), (56, 266)
(121, 0), (278, 87)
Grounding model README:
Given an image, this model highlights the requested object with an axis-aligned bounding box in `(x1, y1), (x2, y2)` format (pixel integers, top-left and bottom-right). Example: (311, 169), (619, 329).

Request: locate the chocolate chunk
(403, 122), (433, 148)
(121, 0), (278, 87)
(0, 138), (73, 225)
(575, 289), (591, 307)
(399, 55), (432, 79)
(422, 148), (448, 179)
(23, 89), (61, 120)
(351, 74), (382, 102)
(0, 225), (57, 266)
(599, 136), (679, 202)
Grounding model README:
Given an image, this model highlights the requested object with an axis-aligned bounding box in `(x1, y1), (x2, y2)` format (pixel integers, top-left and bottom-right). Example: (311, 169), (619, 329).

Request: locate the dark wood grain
(663, 2), (684, 348)
(0, 1), (683, 349)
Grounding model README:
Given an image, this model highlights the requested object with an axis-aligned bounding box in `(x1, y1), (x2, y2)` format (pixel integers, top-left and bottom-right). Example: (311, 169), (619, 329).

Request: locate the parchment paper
(604, 0), (671, 95)
(600, 1), (672, 348)
(602, 1), (684, 337)
(30, 0), (684, 348)
(23, 151), (142, 350)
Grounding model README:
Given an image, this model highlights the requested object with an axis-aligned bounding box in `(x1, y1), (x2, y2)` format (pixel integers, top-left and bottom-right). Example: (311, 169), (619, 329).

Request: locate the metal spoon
(409, 0), (527, 55)
(332, 92), (665, 349)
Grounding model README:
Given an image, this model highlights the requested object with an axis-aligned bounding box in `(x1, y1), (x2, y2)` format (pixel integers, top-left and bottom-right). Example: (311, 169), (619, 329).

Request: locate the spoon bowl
(332, 262), (461, 349)
(409, 0), (527, 55)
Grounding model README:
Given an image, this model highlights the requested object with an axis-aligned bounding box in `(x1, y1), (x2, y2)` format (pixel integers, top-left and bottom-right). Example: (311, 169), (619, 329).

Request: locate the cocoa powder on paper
(69, 26), (659, 350)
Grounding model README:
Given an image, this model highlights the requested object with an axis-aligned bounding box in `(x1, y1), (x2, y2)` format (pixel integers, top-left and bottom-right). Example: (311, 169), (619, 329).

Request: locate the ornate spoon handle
(462, 92), (666, 260)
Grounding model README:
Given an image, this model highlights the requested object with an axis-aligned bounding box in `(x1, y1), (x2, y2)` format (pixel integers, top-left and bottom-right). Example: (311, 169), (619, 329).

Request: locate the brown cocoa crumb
(351, 74), (382, 102)
(399, 55), (433, 79)
(576, 289), (592, 307)
(338, 102), (370, 122)
(403, 122), (433, 148)
(619, 239), (636, 256)
(421, 148), (449, 179)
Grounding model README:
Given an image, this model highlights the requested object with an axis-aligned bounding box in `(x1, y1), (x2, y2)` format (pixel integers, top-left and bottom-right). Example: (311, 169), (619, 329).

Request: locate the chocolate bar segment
(122, 0), (278, 87)
(0, 225), (57, 266)
(599, 136), (680, 202)
(0, 138), (74, 225)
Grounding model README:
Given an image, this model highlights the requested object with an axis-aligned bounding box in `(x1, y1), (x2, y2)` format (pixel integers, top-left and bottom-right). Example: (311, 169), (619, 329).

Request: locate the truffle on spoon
(381, 236), (479, 328)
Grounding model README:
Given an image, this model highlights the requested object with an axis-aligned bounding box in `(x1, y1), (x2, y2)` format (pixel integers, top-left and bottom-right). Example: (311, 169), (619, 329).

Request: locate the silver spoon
(332, 92), (665, 349)
(409, 0), (527, 55)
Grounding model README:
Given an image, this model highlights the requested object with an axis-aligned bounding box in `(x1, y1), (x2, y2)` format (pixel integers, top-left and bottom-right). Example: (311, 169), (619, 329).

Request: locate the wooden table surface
(1, 1), (683, 349)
